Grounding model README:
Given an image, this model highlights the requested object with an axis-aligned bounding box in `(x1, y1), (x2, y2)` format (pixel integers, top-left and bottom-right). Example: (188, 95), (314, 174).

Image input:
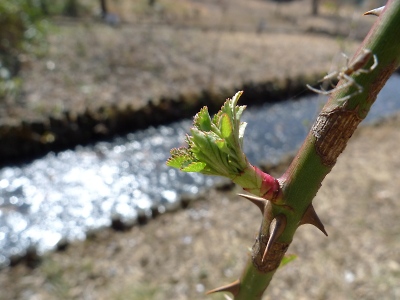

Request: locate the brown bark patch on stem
(252, 234), (289, 273)
(312, 108), (362, 167)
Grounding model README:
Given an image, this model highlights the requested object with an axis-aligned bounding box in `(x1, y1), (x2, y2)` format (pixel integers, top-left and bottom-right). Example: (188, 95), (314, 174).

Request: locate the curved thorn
(262, 214), (287, 262)
(364, 6), (385, 16)
(206, 279), (240, 296)
(299, 204), (328, 236)
(238, 193), (267, 214)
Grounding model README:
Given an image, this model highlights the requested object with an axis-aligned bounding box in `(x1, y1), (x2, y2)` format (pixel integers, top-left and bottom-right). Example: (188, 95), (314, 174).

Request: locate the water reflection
(0, 75), (400, 267)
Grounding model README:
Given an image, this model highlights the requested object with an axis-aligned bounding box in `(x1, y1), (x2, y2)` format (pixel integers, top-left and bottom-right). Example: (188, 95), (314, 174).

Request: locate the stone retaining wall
(0, 74), (320, 165)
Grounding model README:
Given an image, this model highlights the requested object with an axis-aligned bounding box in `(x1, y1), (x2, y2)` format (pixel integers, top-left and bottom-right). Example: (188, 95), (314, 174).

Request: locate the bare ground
(2, 0), (373, 125)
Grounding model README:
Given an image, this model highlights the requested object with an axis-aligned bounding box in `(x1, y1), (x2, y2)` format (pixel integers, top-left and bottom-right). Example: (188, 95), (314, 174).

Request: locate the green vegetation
(0, 0), (50, 102)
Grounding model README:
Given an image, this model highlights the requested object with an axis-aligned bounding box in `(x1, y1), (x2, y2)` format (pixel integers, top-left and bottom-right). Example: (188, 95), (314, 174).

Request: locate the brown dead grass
(3, 0), (374, 125)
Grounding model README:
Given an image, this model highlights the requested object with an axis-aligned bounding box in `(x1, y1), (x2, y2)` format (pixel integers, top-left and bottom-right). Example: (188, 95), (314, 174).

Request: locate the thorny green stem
(229, 1), (400, 299)
(168, 1), (400, 299)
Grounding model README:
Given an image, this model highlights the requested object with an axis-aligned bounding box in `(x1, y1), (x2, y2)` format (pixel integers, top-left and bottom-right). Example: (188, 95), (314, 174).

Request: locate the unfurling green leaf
(194, 106), (212, 131)
(220, 113), (233, 139)
(182, 162), (207, 172)
(166, 148), (192, 168)
(166, 91), (248, 178)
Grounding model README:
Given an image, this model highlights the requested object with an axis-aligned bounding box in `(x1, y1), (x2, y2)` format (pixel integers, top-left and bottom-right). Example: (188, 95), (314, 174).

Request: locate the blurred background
(0, 0), (386, 127)
(1, 1), (398, 300)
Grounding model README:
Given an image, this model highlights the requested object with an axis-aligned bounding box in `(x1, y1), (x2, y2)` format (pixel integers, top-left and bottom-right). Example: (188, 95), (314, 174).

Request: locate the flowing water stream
(1, 75), (400, 267)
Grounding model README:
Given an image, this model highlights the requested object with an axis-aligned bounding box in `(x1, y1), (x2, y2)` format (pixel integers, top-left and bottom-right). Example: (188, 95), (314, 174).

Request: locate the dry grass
(4, 0), (373, 125)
